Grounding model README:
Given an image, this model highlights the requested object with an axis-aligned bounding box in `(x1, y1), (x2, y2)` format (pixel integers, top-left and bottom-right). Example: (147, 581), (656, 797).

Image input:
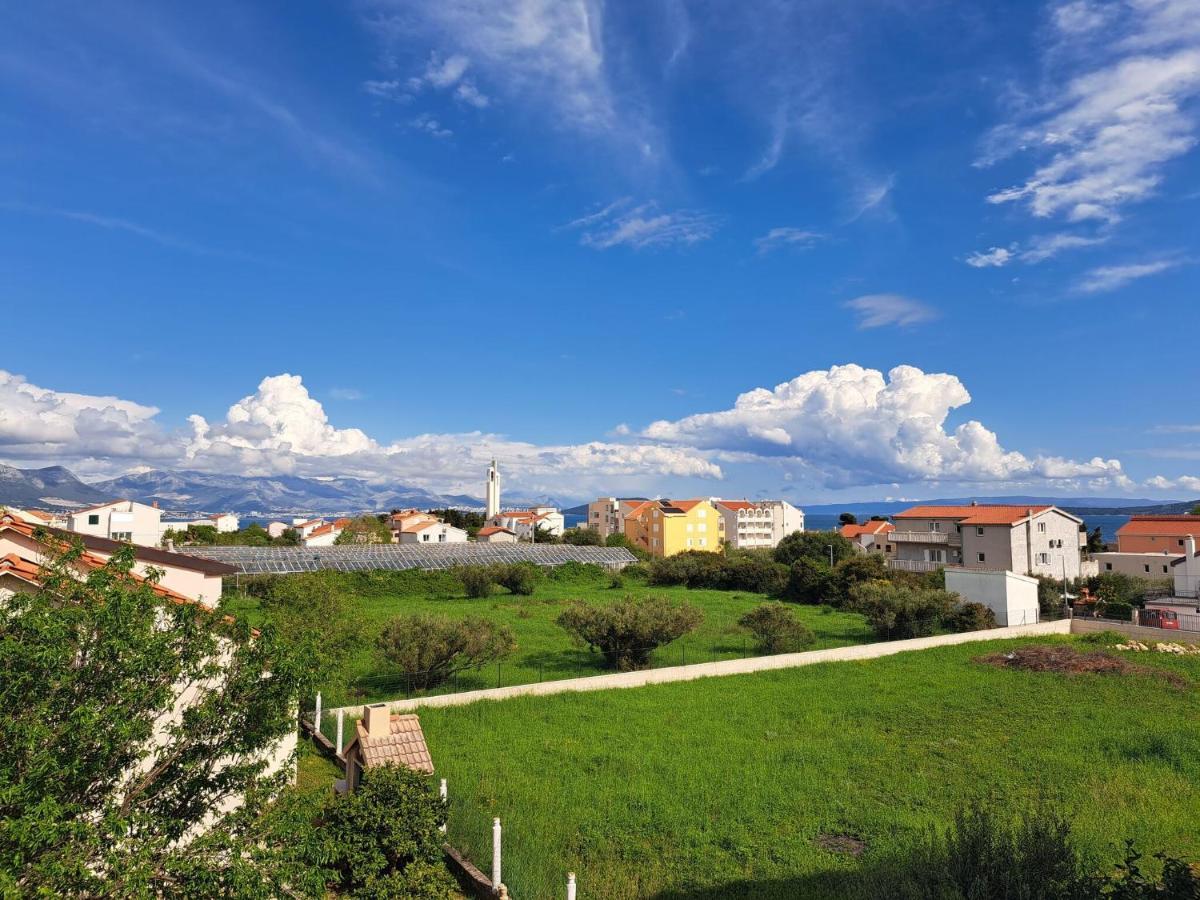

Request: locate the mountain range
(0, 464), (564, 517)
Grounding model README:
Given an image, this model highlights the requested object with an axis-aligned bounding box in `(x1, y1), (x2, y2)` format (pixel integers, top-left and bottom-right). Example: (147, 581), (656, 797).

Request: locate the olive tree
(556, 595), (703, 671)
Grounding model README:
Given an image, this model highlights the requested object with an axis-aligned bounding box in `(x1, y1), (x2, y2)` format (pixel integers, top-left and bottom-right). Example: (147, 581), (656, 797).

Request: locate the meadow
(224, 564), (875, 708)
(412, 634), (1200, 899)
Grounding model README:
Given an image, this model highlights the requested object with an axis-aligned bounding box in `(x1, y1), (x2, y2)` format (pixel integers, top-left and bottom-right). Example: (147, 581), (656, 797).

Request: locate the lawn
(413, 634), (1200, 899)
(224, 565), (874, 708)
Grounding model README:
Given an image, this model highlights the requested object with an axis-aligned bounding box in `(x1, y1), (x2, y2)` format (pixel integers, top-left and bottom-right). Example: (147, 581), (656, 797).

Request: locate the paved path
(332, 619), (1071, 717)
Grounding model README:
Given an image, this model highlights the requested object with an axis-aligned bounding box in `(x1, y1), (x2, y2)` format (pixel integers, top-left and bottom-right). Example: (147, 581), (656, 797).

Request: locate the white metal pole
(439, 779), (448, 834)
(336, 708), (345, 756)
(567, 871), (577, 900)
(492, 818), (502, 888)
(314, 692), (323, 736)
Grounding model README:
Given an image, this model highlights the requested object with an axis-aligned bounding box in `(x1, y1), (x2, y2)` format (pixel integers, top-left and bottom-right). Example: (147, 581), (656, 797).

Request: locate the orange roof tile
(893, 504), (1062, 525)
(1117, 516), (1200, 537)
(841, 521), (895, 538)
(350, 714), (434, 774)
(717, 500), (755, 511)
(477, 526), (515, 536)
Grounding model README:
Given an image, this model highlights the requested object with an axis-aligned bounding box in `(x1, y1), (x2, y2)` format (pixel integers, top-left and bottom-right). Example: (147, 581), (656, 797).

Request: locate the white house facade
(68, 500), (164, 547)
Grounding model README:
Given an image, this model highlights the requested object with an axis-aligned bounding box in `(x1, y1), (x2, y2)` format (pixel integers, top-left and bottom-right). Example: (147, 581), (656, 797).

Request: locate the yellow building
(623, 499), (724, 557)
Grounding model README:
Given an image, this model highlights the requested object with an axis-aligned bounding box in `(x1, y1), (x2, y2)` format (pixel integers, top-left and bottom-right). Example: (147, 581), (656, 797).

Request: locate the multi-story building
(840, 520), (896, 556)
(888, 503), (1084, 578)
(397, 521), (467, 544)
(67, 499), (164, 547)
(715, 499), (805, 549)
(623, 498), (724, 557)
(1090, 515), (1200, 580)
(489, 506), (565, 540)
(585, 498), (648, 540)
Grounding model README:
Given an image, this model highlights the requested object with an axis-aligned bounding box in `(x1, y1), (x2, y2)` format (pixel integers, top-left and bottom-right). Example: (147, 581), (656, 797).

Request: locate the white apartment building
(397, 521), (468, 545)
(889, 503), (1085, 578)
(714, 499), (805, 549)
(490, 506), (565, 540)
(68, 499), (164, 547)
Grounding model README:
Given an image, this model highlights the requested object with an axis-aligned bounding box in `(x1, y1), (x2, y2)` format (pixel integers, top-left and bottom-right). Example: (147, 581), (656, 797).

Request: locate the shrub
(556, 595), (703, 671)
(946, 601), (997, 633)
(619, 562), (648, 581)
(832, 553), (889, 602)
(773, 530), (855, 567)
(647, 550), (788, 594)
(494, 562), (540, 596)
(780, 558), (836, 604)
(561, 527), (603, 546)
(738, 603), (815, 654)
(376, 614), (516, 688)
(848, 581), (960, 640)
(1098, 600), (1134, 622)
(334, 514), (393, 545)
(456, 565), (495, 598)
(607, 572), (625, 590)
(316, 764), (457, 898)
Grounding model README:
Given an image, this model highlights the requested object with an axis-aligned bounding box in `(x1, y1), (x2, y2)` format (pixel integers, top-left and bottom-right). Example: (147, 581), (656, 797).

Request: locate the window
(886, 544), (893, 553)
(1105, 563), (1112, 571)
(976, 526), (984, 536)
(1038, 522), (1046, 533)
(698, 523), (707, 533)
(110, 531), (132, 542)
(930, 522), (941, 532)
(1163, 566), (1169, 574)
(686, 523), (694, 532)
(88, 514), (100, 525)
(1036, 552), (1049, 565)
(977, 552), (986, 563)
(422, 534), (430, 542)
(1144, 565), (1150, 573)
(698, 538), (706, 547)
(697, 508), (706, 518)
(438, 533), (446, 543)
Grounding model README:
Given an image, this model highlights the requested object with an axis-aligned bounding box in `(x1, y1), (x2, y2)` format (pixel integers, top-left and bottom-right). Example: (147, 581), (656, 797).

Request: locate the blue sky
(1, 0), (1198, 503)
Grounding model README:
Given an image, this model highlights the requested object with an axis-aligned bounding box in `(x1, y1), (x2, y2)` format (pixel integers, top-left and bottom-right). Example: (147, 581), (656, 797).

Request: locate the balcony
(887, 559), (946, 573)
(890, 530), (962, 546)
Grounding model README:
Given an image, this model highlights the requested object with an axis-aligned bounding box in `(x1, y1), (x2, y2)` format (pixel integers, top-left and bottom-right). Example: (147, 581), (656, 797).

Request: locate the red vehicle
(1140, 608), (1181, 630)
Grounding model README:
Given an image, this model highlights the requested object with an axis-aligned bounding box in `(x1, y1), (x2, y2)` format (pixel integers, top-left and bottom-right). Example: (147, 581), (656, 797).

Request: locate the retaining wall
(334, 619), (1072, 717)
(1069, 617), (1200, 642)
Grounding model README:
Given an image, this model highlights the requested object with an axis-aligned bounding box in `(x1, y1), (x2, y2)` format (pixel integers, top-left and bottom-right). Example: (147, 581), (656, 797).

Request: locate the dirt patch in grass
(977, 645), (1187, 688)
(815, 832), (867, 857)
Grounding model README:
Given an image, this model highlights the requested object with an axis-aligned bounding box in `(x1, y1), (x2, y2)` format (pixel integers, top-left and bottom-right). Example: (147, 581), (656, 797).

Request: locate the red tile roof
(349, 713), (434, 774)
(1117, 516), (1200, 537)
(894, 504), (1060, 525)
(717, 500), (755, 511)
(477, 526), (515, 536)
(841, 521), (895, 538)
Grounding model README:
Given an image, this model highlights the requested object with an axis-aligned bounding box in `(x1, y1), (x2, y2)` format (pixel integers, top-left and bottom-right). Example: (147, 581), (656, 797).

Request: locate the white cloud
(1145, 474), (1175, 488)
(640, 363), (1127, 489)
(983, 2), (1200, 225)
(754, 227), (824, 254)
(409, 113), (453, 138)
(1075, 258), (1182, 292)
(565, 198), (717, 250)
(845, 174), (896, 222)
(1180, 475), (1200, 491)
(843, 294), (938, 329)
(966, 246), (1014, 268)
(455, 80), (490, 108)
(1018, 231), (1110, 262)
(328, 388), (365, 401)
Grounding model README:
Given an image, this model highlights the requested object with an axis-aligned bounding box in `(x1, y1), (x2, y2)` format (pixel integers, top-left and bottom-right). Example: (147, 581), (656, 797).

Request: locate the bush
(773, 530), (855, 567)
(647, 550), (788, 594)
(832, 553), (890, 603)
(607, 572), (625, 590)
(376, 614), (516, 688)
(619, 562), (648, 581)
(494, 562), (540, 596)
(316, 764), (457, 898)
(556, 595), (703, 671)
(334, 515), (393, 545)
(456, 565), (495, 598)
(561, 527), (603, 546)
(1098, 600), (1134, 622)
(946, 601), (997, 633)
(848, 581), (960, 640)
(780, 558), (836, 604)
(738, 603), (815, 654)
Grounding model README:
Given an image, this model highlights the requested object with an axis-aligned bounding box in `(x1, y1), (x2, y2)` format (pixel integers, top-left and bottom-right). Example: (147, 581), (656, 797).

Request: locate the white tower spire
(485, 458), (501, 519)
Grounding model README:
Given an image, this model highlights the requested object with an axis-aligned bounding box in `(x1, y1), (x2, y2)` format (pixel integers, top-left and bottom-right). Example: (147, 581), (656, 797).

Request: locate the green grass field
(225, 566), (874, 708)
(410, 635), (1200, 899)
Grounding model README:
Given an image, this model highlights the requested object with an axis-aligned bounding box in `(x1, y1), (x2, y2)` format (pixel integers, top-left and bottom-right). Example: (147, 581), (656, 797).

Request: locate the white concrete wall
(69, 501), (163, 547)
(340, 619), (1072, 716)
(1093, 552), (1177, 579)
(945, 567), (1040, 627)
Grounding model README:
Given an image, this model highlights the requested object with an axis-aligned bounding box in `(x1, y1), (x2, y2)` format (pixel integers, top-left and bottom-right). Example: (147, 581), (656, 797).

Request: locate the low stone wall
(334, 619), (1072, 717)
(1069, 618), (1200, 642)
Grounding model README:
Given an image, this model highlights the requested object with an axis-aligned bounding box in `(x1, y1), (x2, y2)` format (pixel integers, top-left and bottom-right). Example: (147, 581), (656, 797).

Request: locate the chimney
(970, 500), (978, 507)
(165, 538), (175, 553)
(364, 703), (390, 737)
(1186, 534), (1196, 562)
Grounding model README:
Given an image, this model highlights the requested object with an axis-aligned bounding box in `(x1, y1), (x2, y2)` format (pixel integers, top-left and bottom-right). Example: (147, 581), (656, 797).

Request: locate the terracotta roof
(717, 500), (755, 511)
(351, 714), (434, 774)
(841, 521), (895, 538)
(1117, 516), (1200, 537)
(306, 520), (348, 538)
(402, 521), (440, 533)
(22, 509), (56, 522)
(666, 499), (703, 512)
(477, 526), (515, 536)
(0, 552), (44, 583)
(893, 504), (1066, 525)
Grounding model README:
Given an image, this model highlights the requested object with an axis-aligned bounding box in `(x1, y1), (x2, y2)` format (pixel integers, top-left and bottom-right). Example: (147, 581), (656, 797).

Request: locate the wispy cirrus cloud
(980, 0), (1200, 226)
(843, 294), (938, 329)
(0, 201), (216, 254)
(965, 231), (1111, 267)
(965, 246), (1014, 268)
(1075, 258), (1184, 293)
(754, 227), (824, 255)
(564, 198), (717, 250)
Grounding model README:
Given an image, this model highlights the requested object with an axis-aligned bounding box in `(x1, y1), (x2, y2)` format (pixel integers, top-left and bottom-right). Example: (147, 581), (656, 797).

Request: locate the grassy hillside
(416, 635), (1200, 899)
(224, 565), (874, 708)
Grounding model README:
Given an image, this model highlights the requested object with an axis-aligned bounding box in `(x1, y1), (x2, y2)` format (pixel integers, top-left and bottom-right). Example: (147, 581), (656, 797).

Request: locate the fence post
(439, 779), (448, 834)
(496, 662), (501, 690)
(492, 818), (502, 888)
(567, 871), (577, 900)
(314, 692), (322, 736)
(336, 708), (345, 756)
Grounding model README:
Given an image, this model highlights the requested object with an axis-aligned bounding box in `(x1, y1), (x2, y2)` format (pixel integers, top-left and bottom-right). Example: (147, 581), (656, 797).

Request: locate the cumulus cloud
(754, 227), (824, 255)
(1075, 258), (1182, 292)
(409, 113), (453, 138)
(640, 364), (1127, 489)
(982, 0), (1200, 225)
(843, 294), (939, 329)
(564, 198), (717, 250)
